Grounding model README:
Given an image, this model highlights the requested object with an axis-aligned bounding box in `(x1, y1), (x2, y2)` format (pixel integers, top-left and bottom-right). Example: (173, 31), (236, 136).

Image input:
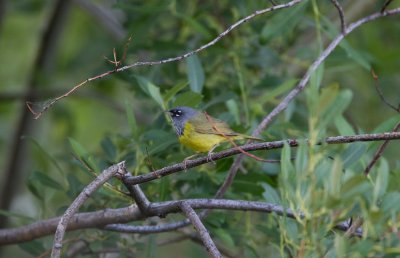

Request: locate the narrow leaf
(186, 54), (205, 93)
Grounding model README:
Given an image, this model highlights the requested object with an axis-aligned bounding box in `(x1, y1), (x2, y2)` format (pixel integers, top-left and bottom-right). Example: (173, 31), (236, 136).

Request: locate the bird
(167, 106), (262, 154)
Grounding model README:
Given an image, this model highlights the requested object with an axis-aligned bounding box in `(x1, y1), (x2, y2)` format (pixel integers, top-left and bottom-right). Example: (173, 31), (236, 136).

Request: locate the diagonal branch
(123, 183), (151, 214)
(51, 161), (126, 258)
(180, 202), (222, 258)
(330, 0), (346, 33)
(365, 122), (400, 175)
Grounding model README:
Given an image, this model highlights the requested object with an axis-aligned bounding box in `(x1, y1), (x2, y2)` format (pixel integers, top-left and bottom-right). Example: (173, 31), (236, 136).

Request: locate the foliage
(0, 0), (400, 257)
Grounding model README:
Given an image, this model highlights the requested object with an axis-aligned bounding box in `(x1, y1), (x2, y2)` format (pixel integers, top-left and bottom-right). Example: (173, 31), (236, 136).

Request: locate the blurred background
(0, 0), (399, 257)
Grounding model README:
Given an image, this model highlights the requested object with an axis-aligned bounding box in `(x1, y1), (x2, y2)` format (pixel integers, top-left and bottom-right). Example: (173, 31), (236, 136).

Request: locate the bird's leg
(183, 154), (200, 172)
(207, 144), (219, 164)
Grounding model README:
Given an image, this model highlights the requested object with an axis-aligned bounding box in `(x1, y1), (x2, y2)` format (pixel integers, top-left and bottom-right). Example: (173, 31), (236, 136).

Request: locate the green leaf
(186, 54), (205, 93)
(372, 115), (400, 133)
(295, 140), (308, 173)
(214, 228), (235, 248)
(341, 175), (369, 199)
(381, 192), (400, 214)
(261, 2), (306, 41)
(163, 81), (188, 103)
(321, 16), (371, 70)
(328, 156), (343, 197)
(19, 240), (46, 256)
(373, 158), (389, 202)
(125, 100), (139, 140)
(27, 180), (42, 199)
(173, 91), (203, 107)
(101, 136), (117, 161)
(260, 79), (298, 104)
(23, 136), (64, 176)
(335, 115), (355, 135)
(69, 138), (98, 172)
(69, 137), (89, 159)
(226, 99), (240, 125)
(135, 75), (165, 109)
(67, 174), (85, 197)
(0, 209), (34, 222)
(28, 170), (64, 191)
(261, 183), (281, 203)
(341, 143), (367, 169)
(318, 90), (353, 130)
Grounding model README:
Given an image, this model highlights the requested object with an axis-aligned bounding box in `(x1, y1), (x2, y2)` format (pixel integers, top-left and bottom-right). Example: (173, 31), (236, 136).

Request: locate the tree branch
(330, 0), (346, 33)
(180, 202), (222, 258)
(122, 132), (400, 185)
(365, 123), (400, 175)
(51, 161), (126, 258)
(0, 198), (363, 246)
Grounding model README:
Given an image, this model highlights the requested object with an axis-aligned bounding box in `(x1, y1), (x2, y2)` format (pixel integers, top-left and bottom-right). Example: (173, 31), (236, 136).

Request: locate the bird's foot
(183, 154), (199, 172)
(207, 151), (216, 164)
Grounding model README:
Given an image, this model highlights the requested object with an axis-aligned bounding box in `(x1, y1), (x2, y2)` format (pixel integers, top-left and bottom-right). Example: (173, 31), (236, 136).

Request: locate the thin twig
(365, 122), (400, 175)
(371, 69), (399, 112)
(51, 162), (126, 258)
(180, 202), (222, 258)
(364, 69), (400, 175)
(330, 0), (346, 33)
(122, 132), (400, 185)
(27, 0), (304, 119)
(381, 0), (395, 13)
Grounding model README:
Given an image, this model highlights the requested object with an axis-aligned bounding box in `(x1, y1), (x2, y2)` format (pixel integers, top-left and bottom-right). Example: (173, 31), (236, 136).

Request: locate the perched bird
(167, 106), (262, 153)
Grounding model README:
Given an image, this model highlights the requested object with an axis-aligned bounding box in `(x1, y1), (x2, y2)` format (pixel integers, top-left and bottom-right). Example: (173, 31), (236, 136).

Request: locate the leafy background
(0, 0), (399, 257)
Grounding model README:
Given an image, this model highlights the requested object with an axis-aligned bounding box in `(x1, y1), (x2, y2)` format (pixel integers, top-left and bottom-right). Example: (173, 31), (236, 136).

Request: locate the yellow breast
(179, 122), (228, 152)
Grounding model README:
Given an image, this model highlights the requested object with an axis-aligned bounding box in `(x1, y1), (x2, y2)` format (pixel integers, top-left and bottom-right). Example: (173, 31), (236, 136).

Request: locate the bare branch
(123, 184), (151, 214)
(371, 69), (400, 112)
(104, 220), (190, 233)
(0, 198), (363, 246)
(51, 162), (126, 258)
(381, 0), (395, 13)
(181, 202), (222, 258)
(27, 0), (304, 119)
(330, 0), (346, 33)
(0, 206), (142, 245)
(365, 123), (400, 175)
(122, 132), (400, 185)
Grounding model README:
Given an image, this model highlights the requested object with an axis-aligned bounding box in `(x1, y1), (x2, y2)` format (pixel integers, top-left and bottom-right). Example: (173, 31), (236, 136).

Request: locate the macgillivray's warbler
(167, 106), (262, 154)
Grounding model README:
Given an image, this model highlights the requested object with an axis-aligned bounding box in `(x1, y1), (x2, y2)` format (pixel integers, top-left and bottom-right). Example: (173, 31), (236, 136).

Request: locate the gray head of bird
(167, 106), (199, 136)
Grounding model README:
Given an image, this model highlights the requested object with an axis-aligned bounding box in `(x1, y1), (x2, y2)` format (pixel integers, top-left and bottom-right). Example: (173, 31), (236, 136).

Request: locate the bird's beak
(164, 110), (172, 114)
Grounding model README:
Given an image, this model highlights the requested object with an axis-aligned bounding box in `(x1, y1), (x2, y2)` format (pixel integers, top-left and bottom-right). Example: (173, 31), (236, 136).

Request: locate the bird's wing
(189, 112), (239, 136)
